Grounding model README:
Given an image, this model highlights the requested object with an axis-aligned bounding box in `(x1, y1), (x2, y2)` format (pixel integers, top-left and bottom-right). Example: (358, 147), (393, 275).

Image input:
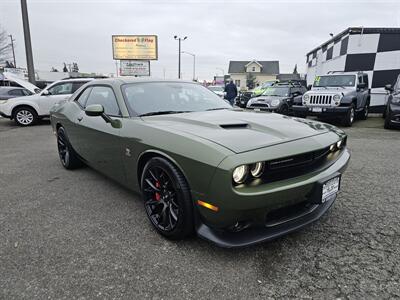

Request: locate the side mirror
(85, 104), (104, 117)
(84, 104), (121, 128)
(385, 84), (394, 92)
(357, 83), (366, 89)
(307, 85), (312, 90)
(41, 90), (50, 96)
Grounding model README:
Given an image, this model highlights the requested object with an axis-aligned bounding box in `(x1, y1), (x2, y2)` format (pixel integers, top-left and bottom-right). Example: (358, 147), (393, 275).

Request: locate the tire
(141, 157), (194, 240)
(359, 100), (369, 120)
(342, 104), (355, 127)
(279, 104), (289, 115)
(57, 126), (83, 169)
(384, 107), (393, 129)
(13, 106), (38, 126)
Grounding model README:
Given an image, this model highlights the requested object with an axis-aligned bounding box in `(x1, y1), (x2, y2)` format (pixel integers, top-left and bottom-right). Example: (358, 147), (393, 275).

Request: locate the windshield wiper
(205, 107), (230, 111)
(139, 110), (192, 117)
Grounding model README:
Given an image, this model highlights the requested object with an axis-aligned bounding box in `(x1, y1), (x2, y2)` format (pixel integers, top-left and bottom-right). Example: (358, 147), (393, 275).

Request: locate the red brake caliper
(155, 181), (161, 201)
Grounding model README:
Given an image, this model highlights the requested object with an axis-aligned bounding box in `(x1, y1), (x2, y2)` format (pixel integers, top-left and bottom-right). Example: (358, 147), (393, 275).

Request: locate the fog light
(250, 162), (265, 178)
(233, 165), (249, 184)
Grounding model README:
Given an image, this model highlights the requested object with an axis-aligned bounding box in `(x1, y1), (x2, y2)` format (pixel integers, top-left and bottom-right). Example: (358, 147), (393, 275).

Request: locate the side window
(85, 86), (120, 116)
(9, 89), (24, 96)
(48, 82), (73, 95)
(72, 81), (87, 93)
(22, 89), (33, 96)
(76, 87), (92, 108)
(363, 74), (369, 87)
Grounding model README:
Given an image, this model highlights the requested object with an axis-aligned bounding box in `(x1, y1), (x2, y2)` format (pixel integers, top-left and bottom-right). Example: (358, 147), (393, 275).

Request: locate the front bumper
(292, 105), (350, 117)
(0, 111), (11, 119)
(195, 145), (350, 248)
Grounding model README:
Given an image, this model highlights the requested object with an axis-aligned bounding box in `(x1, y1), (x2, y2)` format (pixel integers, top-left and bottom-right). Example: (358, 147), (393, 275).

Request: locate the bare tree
(0, 25), (12, 67)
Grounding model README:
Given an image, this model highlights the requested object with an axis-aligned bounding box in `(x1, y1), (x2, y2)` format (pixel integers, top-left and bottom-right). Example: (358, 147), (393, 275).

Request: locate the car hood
(6, 94), (40, 102)
(142, 110), (337, 153)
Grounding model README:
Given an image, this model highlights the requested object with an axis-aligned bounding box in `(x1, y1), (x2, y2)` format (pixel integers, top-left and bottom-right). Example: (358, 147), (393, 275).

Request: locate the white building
(228, 60), (279, 90)
(306, 27), (400, 112)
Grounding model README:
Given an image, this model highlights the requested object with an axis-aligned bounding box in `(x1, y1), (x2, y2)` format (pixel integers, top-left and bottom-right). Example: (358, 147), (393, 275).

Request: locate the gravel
(0, 117), (399, 299)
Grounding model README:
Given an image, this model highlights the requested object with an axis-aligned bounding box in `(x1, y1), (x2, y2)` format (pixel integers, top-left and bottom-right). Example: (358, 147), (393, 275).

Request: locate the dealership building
(306, 27), (400, 112)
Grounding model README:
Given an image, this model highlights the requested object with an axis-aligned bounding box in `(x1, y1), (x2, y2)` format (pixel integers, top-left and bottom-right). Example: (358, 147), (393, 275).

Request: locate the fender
(10, 100), (41, 118)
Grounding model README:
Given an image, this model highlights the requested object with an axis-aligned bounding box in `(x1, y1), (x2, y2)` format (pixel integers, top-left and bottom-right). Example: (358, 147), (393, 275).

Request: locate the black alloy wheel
(141, 157), (193, 239)
(57, 127), (83, 169)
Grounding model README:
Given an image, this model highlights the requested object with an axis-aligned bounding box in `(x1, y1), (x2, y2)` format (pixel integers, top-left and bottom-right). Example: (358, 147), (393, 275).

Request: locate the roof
(307, 27), (400, 56)
(228, 61), (279, 75)
(86, 78), (201, 86)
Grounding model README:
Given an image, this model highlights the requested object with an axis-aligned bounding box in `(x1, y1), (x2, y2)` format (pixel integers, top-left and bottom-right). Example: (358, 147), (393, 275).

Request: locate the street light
(181, 51), (196, 81)
(8, 35), (16, 67)
(174, 35), (187, 79)
(20, 0), (35, 84)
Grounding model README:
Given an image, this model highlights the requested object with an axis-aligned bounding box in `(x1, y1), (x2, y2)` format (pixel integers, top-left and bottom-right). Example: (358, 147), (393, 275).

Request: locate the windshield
(261, 81), (274, 88)
(208, 86), (224, 92)
(314, 75), (356, 87)
(122, 82), (232, 116)
(261, 87), (290, 97)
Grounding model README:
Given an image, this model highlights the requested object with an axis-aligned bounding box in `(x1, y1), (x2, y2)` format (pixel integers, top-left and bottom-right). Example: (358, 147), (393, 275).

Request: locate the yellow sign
(112, 35), (158, 60)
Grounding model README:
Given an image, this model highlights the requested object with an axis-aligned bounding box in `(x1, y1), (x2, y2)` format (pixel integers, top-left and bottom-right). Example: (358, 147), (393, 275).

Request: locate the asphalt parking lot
(0, 117), (399, 299)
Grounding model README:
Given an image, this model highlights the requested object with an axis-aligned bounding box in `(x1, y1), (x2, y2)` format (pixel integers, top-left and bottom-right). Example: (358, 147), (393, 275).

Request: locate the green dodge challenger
(50, 79), (350, 248)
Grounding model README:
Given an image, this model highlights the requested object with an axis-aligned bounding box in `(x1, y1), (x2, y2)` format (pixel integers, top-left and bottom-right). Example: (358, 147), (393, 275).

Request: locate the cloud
(1, 0), (399, 80)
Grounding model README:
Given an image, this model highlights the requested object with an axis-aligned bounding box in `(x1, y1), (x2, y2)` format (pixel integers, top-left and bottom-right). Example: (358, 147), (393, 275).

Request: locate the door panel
(75, 115), (125, 182)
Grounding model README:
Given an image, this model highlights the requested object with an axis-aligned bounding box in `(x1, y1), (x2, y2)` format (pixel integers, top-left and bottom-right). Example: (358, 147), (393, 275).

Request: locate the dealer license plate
(312, 107), (323, 112)
(322, 176), (340, 203)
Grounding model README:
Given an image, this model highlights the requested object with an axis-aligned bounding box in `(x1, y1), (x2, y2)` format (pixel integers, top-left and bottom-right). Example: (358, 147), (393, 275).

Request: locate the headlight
(0, 100), (7, 104)
(271, 99), (280, 107)
(333, 94), (341, 101)
(336, 137), (346, 149)
(303, 94), (310, 101)
(250, 162), (265, 178)
(233, 165), (249, 184)
(392, 96), (400, 104)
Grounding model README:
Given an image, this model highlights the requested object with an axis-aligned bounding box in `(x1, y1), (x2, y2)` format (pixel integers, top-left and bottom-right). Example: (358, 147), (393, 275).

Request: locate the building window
(235, 80), (240, 87)
(252, 66), (256, 72)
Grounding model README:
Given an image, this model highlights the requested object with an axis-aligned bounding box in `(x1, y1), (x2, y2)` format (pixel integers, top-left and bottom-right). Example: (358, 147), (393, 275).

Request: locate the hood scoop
(220, 123), (249, 129)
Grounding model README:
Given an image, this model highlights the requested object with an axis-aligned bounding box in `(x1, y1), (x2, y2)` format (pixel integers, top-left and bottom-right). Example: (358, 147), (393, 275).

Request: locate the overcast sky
(1, 0), (400, 80)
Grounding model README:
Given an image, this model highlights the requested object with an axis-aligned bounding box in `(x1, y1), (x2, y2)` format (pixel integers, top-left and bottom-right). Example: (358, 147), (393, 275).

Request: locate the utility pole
(8, 35), (16, 67)
(174, 35), (187, 79)
(20, 0), (35, 84)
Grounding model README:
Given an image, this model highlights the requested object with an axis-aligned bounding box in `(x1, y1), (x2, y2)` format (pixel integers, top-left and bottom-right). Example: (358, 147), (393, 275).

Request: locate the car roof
(85, 78), (200, 86)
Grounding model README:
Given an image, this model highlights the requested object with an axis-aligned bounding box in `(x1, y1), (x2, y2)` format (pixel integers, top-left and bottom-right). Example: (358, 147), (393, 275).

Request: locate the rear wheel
(141, 157), (194, 240)
(57, 126), (83, 169)
(14, 106), (38, 126)
(359, 101), (369, 120)
(342, 104), (355, 127)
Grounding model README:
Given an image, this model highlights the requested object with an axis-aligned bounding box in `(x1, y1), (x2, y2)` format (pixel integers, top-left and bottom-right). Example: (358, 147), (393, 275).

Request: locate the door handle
(77, 116), (83, 122)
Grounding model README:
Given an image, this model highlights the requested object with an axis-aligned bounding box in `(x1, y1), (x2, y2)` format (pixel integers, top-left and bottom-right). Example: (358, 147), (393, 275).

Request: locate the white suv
(0, 78), (92, 126)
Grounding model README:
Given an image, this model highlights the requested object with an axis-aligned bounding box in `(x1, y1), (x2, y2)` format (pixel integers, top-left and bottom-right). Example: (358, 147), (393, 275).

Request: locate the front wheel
(14, 107), (38, 126)
(342, 104), (355, 127)
(384, 107), (393, 129)
(141, 157), (194, 240)
(57, 126), (83, 169)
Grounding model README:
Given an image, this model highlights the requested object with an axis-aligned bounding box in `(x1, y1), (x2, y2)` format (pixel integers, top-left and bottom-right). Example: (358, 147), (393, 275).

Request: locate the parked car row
(0, 78), (92, 126)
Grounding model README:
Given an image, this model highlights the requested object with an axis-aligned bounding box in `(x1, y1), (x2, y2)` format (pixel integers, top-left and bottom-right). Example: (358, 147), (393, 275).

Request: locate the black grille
(249, 103), (269, 108)
(261, 146), (334, 183)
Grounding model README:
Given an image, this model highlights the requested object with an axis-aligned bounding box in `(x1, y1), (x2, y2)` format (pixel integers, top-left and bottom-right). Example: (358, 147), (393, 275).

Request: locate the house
(228, 60), (279, 90)
(306, 27), (400, 112)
